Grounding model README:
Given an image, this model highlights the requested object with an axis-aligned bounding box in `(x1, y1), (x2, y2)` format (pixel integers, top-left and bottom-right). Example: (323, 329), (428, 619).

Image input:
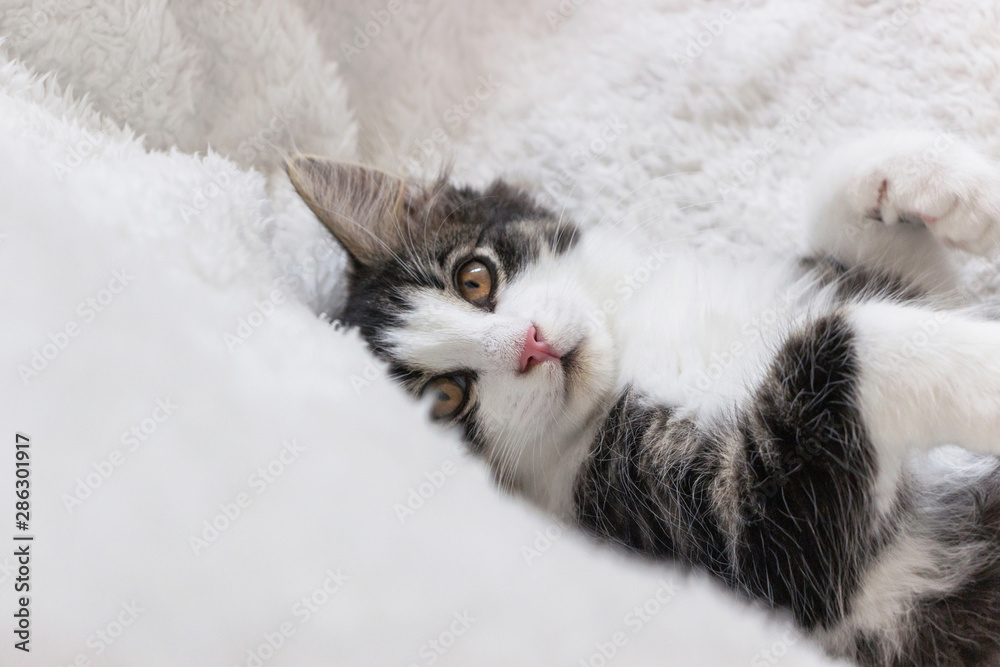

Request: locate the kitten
(288, 131), (1000, 666)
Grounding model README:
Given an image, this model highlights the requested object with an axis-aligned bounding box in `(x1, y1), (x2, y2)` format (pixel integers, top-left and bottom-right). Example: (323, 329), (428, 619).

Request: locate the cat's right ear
(286, 155), (412, 267)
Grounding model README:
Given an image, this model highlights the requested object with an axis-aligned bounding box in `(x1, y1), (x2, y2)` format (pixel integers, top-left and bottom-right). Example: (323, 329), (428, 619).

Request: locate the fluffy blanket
(3, 0), (998, 664)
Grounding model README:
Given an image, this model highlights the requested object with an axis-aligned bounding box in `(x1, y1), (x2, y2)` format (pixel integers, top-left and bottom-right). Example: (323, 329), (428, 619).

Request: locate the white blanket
(4, 0), (998, 664)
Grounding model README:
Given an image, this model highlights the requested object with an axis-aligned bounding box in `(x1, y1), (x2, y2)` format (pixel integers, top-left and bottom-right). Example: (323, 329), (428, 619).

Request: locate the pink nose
(519, 324), (561, 373)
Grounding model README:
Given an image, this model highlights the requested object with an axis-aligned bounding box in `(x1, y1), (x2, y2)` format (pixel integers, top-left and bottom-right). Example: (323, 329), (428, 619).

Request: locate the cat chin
(478, 335), (614, 439)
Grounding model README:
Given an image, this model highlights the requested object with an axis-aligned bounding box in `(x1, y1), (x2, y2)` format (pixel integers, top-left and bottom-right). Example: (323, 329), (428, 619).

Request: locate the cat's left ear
(286, 155), (418, 267)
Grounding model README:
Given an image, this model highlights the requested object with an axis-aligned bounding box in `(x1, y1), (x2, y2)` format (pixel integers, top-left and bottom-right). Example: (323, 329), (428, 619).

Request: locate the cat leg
(577, 311), (1000, 663)
(849, 300), (1000, 472)
(807, 130), (1000, 295)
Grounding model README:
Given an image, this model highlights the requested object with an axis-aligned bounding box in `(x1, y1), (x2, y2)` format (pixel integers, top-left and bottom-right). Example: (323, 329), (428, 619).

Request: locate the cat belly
(613, 253), (803, 409)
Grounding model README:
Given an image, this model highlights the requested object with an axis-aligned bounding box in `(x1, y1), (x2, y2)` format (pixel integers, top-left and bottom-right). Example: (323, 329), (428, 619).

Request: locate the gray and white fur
(288, 131), (1000, 666)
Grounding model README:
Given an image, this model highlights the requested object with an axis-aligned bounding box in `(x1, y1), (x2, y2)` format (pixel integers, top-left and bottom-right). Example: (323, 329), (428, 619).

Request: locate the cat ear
(286, 155), (412, 267)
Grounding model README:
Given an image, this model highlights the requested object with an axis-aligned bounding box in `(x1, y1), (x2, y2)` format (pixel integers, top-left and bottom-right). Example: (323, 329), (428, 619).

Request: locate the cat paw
(854, 131), (1000, 256)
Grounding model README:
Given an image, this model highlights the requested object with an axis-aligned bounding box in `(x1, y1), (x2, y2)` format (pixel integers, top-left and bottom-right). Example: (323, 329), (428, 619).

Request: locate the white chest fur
(590, 237), (809, 412)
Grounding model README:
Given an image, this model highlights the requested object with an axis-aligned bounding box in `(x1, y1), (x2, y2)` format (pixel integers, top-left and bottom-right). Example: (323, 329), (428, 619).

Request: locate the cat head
(288, 156), (618, 497)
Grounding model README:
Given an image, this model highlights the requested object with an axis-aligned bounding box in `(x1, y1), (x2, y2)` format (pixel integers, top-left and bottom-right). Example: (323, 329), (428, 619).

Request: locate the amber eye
(424, 375), (469, 421)
(456, 259), (493, 307)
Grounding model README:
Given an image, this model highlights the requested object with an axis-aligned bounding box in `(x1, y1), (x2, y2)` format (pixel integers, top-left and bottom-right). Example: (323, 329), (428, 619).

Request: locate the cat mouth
(520, 325), (585, 396)
(520, 324), (562, 372)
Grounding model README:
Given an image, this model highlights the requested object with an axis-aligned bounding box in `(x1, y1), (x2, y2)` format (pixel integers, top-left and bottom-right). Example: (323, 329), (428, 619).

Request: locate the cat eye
(455, 259), (494, 307)
(424, 375), (469, 421)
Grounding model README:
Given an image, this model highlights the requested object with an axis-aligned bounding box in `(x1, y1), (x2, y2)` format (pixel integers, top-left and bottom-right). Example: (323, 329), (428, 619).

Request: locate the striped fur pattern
(288, 131), (1000, 665)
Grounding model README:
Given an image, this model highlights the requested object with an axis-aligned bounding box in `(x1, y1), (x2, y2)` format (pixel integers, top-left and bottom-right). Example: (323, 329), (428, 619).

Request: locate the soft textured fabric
(3, 0), (998, 664)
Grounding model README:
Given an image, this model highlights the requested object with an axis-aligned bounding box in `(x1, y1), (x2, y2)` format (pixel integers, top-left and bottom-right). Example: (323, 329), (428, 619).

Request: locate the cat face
(288, 157), (618, 492)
